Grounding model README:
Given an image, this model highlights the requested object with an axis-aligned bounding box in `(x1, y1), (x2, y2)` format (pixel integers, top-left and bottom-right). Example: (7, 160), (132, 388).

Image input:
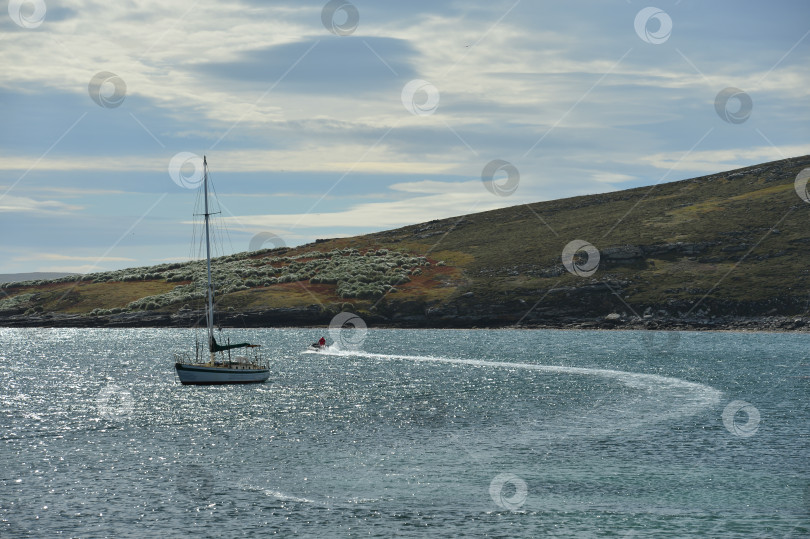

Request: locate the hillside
(2, 154), (810, 330)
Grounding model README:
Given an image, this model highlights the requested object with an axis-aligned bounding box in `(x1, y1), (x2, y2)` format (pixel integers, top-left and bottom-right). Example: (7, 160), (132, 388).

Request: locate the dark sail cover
(210, 336), (260, 353)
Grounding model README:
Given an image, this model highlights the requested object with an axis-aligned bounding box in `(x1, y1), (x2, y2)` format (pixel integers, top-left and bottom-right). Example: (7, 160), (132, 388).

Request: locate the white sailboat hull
(175, 363), (270, 385)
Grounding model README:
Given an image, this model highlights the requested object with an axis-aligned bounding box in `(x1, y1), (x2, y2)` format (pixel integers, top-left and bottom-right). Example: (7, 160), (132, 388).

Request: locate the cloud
(220, 180), (533, 231)
(15, 186), (134, 197)
(0, 146), (461, 175)
(0, 194), (83, 214)
(390, 179), (475, 194)
(589, 171), (637, 184)
(13, 253), (135, 262)
(637, 144), (809, 173)
(195, 37), (419, 94)
(32, 264), (106, 274)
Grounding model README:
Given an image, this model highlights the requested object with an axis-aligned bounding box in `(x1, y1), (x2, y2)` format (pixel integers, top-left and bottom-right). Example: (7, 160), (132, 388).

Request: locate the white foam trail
(262, 490), (316, 503)
(311, 348), (722, 435)
(240, 480), (318, 504)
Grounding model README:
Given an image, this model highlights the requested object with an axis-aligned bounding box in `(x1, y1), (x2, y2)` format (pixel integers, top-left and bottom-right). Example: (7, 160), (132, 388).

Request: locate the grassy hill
(2, 154), (809, 330)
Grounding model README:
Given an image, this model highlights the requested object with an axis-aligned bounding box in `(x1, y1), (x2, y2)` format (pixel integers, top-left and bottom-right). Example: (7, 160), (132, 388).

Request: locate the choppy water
(0, 328), (807, 537)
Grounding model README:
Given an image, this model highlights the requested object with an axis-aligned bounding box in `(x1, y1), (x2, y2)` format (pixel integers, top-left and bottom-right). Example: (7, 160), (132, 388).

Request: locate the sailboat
(174, 156), (270, 385)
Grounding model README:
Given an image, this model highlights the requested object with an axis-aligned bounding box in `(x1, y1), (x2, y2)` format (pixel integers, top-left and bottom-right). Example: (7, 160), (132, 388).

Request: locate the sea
(0, 328), (807, 538)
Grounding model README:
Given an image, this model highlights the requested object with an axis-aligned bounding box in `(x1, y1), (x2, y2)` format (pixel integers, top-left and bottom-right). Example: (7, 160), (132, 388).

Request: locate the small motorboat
(308, 343), (327, 352)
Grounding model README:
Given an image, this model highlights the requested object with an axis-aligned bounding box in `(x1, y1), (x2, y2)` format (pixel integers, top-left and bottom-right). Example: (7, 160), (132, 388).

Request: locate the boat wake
(308, 346), (722, 438)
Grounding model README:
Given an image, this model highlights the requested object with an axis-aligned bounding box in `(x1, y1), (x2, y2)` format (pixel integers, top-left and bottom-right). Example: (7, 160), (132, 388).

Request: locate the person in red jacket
(318, 336), (326, 347)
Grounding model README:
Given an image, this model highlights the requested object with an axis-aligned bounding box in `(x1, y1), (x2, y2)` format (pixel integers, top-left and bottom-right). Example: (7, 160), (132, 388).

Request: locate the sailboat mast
(203, 156), (215, 348)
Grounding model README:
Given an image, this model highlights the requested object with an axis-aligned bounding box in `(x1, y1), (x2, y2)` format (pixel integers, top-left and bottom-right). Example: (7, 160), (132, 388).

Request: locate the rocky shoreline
(2, 307), (808, 332)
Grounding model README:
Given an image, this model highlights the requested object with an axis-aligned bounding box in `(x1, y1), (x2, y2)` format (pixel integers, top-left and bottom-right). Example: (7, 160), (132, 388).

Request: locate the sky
(0, 0), (808, 274)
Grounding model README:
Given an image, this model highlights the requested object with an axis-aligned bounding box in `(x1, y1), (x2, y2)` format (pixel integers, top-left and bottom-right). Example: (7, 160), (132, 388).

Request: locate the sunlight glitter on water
(0, 328), (807, 537)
